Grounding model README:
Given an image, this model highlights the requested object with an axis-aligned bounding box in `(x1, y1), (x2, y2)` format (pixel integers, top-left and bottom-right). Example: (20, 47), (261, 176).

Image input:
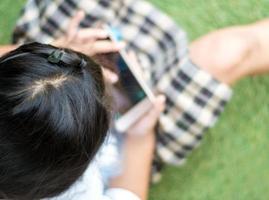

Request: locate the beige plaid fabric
(13, 0), (232, 174)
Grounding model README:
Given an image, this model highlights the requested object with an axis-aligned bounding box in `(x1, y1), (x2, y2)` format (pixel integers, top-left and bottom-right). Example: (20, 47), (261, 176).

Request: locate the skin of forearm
(109, 135), (155, 200)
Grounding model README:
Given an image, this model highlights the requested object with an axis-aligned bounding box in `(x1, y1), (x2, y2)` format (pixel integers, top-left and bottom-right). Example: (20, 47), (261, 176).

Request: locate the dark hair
(0, 42), (110, 199)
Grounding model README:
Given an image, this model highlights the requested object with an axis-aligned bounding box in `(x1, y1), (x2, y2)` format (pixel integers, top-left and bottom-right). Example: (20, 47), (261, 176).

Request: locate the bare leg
(190, 19), (269, 85)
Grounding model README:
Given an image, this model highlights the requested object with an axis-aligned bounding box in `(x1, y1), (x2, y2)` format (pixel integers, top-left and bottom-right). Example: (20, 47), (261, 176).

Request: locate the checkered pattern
(13, 0), (232, 170)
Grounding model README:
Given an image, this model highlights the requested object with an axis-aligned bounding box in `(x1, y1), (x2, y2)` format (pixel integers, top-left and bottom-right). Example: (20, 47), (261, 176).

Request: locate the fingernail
(116, 41), (126, 49)
(110, 73), (119, 83)
(100, 30), (108, 37)
(158, 95), (166, 112)
(78, 10), (85, 17)
(158, 95), (166, 103)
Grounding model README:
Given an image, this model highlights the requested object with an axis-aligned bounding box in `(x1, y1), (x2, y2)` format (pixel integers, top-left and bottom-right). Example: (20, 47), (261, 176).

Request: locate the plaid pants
(13, 0), (232, 180)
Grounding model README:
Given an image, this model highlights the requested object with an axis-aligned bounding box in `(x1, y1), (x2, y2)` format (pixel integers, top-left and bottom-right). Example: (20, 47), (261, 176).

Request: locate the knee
(190, 27), (259, 84)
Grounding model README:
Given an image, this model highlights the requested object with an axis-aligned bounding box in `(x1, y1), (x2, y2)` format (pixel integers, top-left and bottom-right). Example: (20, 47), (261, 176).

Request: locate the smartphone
(103, 25), (155, 132)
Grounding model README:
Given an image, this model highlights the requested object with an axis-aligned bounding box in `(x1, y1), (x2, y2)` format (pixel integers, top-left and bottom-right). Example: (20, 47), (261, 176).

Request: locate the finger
(94, 21), (104, 29)
(77, 28), (108, 41)
(134, 95), (166, 130)
(67, 10), (85, 41)
(102, 68), (119, 84)
(145, 95), (166, 124)
(91, 40), (125, 54)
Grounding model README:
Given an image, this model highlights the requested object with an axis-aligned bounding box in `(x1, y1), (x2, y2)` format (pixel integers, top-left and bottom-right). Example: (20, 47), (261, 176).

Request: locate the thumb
(67, 10), (85, 41)
(142, 95), (166, 128)
(127, 95), (166, 136)
(102, 68), (119, 84)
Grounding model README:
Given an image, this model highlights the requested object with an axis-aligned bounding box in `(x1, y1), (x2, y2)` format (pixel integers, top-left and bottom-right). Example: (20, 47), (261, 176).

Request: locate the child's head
(0, 43), (110, 199)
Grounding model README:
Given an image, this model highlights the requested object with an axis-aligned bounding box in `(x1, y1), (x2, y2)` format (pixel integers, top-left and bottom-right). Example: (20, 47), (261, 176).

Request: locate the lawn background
(1, 0), (269, 200)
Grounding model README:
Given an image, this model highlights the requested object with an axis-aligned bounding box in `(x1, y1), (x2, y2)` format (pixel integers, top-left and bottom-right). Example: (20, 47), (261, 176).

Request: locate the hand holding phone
(102, 25), (156, 132)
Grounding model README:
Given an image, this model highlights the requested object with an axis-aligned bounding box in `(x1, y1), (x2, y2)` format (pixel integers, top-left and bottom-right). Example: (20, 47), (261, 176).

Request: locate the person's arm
(109, 96), (166, 200)
(0, 45), (18, 56)
(109, 133), (154, 200)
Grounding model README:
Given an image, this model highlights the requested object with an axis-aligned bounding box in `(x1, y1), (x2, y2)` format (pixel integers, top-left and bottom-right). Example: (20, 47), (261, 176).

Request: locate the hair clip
(47, 49), (64, 63)
(79, 58), (87, 69)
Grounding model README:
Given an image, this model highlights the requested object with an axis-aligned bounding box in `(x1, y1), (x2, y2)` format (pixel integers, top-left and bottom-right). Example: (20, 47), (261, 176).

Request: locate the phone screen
(108, 52), (147, 115)
(97, 25), (149, 116)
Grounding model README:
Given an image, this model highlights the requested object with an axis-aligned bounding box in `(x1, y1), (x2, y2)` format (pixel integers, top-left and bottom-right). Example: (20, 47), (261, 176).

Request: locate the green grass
(0, 0), (25, 43)
(1, 0), (269, 200)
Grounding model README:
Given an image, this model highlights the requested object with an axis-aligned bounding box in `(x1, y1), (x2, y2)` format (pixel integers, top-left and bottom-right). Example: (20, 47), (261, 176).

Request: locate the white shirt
(46, 135), (140, 200)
